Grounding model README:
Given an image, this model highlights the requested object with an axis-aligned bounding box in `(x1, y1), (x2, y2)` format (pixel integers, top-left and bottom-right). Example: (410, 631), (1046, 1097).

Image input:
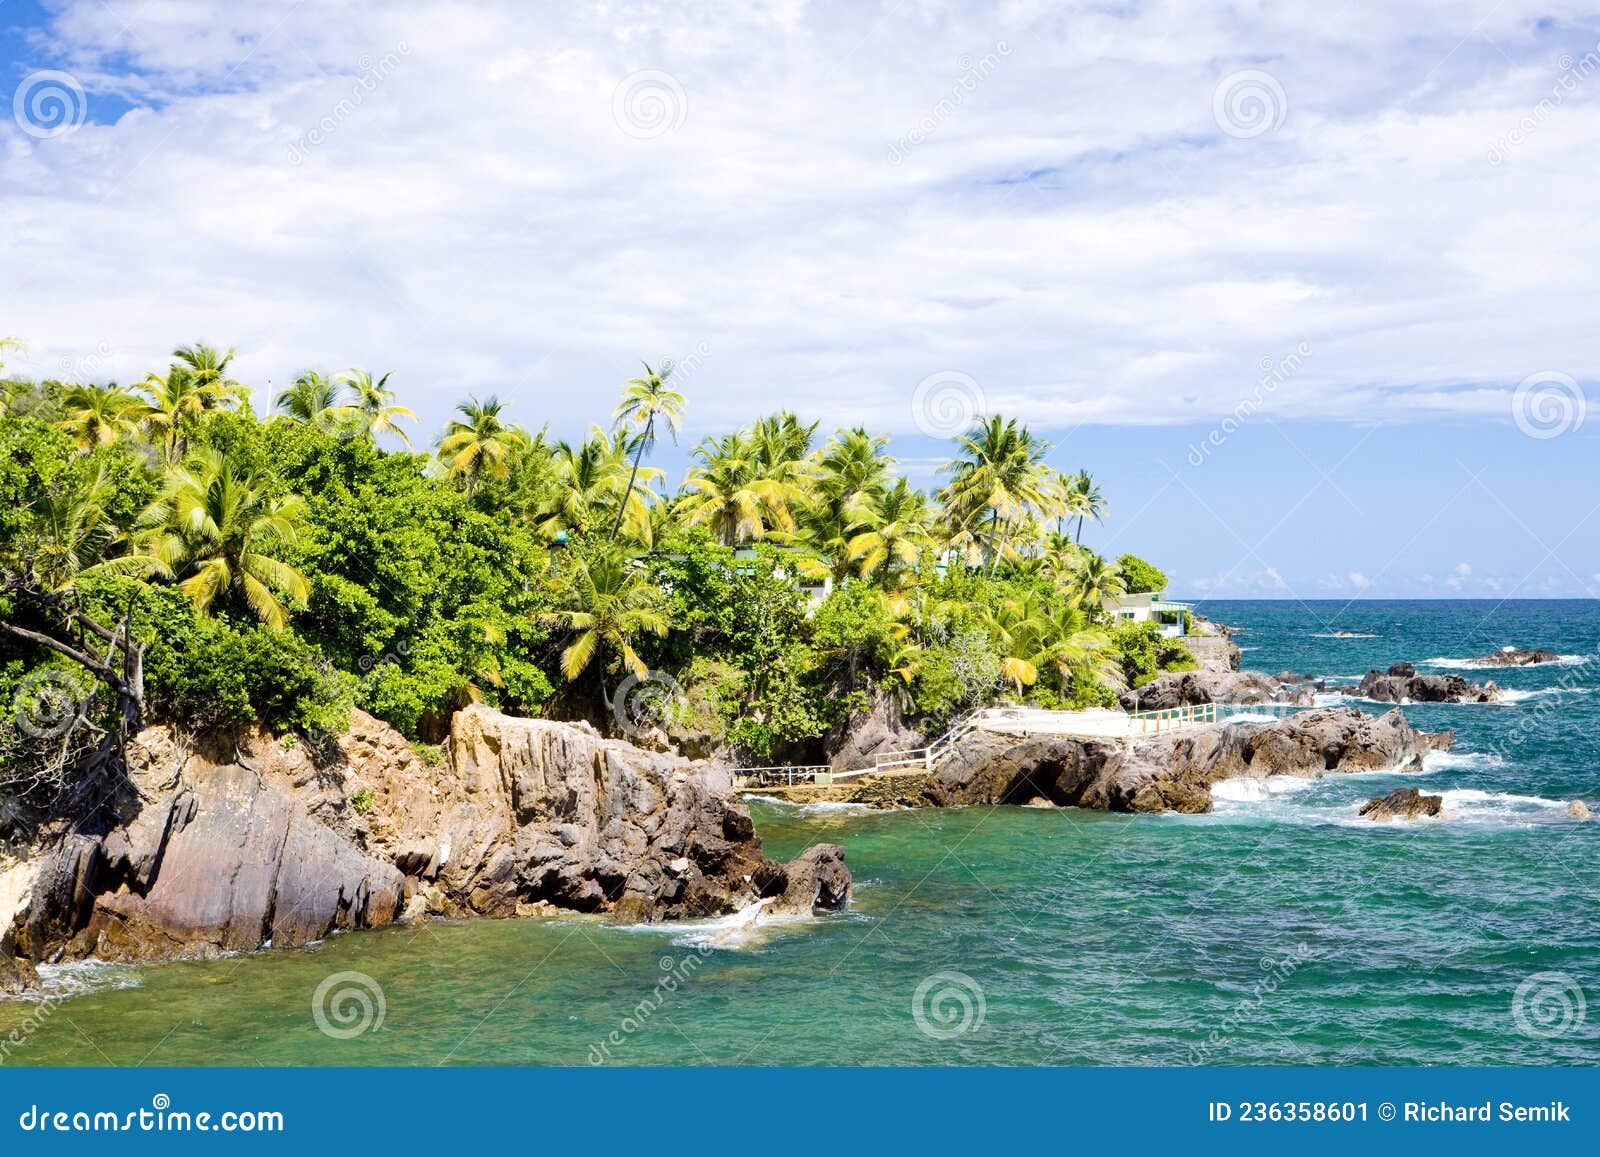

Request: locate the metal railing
(1129, 701), (1217, 735)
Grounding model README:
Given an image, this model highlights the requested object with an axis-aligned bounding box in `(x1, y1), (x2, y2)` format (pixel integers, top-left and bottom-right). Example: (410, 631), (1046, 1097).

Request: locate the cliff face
(1, 704), (849, 974)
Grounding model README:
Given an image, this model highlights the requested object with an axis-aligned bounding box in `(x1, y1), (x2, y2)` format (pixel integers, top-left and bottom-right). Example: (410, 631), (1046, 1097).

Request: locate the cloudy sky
(3, 0), (1598, 604)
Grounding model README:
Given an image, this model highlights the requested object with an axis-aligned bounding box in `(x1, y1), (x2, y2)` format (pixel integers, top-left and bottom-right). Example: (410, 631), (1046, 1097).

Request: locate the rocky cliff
(799, 707), (1451, 815)
(0, 705), (850, 980)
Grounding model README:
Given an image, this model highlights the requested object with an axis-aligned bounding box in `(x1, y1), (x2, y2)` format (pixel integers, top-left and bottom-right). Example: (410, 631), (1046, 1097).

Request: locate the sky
(2, 0), (1598, 602)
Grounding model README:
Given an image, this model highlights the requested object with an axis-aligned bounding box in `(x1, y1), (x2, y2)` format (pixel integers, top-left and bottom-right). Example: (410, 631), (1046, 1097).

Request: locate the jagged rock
(825, 687), (925, 772)
(1121, 669), (1319, 711)
(826, 707), (1451, 815)
(1569, 800), (1593, 820)
(1352, 669), (1499, 703)
(1359, 787), (1444, 821)
(4, 705), (851, 969)
(1465, 648), (1561, 667)
(771, 844), (852, 914)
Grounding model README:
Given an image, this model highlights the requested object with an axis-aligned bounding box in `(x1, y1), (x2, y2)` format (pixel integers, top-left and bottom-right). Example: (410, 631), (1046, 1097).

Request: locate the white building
(1101, 591), (1193, 638)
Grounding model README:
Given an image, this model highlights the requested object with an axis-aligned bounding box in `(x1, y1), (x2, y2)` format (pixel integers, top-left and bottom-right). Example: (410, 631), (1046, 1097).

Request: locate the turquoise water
(4, 600), (1599, 1066)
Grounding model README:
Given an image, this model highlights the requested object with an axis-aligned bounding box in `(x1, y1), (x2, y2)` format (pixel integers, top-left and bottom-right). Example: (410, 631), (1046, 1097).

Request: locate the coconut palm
(609, 361), (686, 539)
(677, 431), (804, 546)
(546, 548), (668, 698)
(137, 367), (214, 463)
(982, 595), (1050, 693)
(336, 368), (417, 448)
(940, 415), (1059, 574)
(847, 478), (935, 581)
(274, 371), (360, 436)
(540, 428), (660, 544)
(172, 343), (249, 407)
(1032, 604), (1114, 691)
(139, 449), (309, 629)
(1067, 469), (1108, 543)
(1068, 551), (1126, 611)
(805, 428), (892, 578)
(24, 466), (158, 594)
(57, 384), (147, 451)
(437, 394), (527, 495)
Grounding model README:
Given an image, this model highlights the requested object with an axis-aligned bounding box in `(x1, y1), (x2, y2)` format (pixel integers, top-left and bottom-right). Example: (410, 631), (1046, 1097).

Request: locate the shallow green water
(4, 600), (1599, 1066)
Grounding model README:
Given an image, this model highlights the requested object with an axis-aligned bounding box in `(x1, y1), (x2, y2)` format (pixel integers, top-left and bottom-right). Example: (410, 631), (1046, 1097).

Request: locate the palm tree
(139, 449), (310, 629)
(437, 394), (526, 495)
(1032, 604), (1114, 693)
(609, 361), (686, 539)
(847, 477), (935, 581)
(1068, 551), (1126, 611)
(137, 367), (213, 463)
(940, 415), (1059, 574)
(26, 465), (157, 594)
(336, 369), (417, 448)
(57, 384), (147, 451)
(805, 427), (892, 578)
(540, 428), (660, 544)
(172, 343), (249, 407)
(677, 431), (803, 546)
(275, 371), (360, 436)
(982, 595), (1049, 694)
(546, 549), (668, 702)
(1067, 469), (1107, 543)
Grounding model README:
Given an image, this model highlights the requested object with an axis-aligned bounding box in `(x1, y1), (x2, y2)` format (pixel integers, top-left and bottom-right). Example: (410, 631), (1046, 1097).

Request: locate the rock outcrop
(1349, 663), (1499, 704)
(2, 705), (851, 975)
(1120, 669), (1320, 711)
(796, 707), (1451, 816)
(825, 688), (925, 772)
(1463, 648), (1561, 668)
(1359, 787), (1444, 821)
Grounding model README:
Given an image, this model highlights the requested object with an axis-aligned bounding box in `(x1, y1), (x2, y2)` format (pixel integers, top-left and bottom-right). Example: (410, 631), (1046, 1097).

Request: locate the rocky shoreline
(1, 704), (851, 991)
(759, 707), (1452, 814)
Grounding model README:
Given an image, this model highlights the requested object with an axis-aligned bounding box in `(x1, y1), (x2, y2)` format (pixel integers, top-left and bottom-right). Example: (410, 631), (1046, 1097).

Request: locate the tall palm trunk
(610, 415), (653, 541)
(985, 509), (1002, 576)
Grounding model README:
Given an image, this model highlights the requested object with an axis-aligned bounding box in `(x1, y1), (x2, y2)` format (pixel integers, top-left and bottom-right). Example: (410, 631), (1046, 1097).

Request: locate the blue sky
(3, 0), (1599, 599)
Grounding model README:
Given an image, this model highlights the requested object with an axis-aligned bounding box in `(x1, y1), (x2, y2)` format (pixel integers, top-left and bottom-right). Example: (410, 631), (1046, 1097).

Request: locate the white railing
(1129, 702), (1217, 735)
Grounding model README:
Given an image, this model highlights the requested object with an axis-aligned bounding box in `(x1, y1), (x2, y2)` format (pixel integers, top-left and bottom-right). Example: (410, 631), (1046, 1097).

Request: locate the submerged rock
(1359, 787), (1444, 821)
(5, 705), (850, 969)
(1464, 647), (1561, 668)
(1569, 800), (1593, 820)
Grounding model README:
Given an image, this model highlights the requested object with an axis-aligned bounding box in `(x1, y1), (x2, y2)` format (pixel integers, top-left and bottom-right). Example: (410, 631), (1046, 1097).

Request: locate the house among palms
(1101, 591), (1193, 638)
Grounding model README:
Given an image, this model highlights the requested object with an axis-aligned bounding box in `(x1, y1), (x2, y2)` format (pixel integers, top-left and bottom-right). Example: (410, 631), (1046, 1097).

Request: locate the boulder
(1569, 800), (1593, 820)
(1358, 787), (1444, 821)
(1353, 669), (1499, 704)
(770, 844), (852, 915)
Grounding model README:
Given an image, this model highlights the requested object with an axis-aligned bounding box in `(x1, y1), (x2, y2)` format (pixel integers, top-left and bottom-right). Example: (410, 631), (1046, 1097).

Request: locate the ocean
(4, 600), (1598, 1066)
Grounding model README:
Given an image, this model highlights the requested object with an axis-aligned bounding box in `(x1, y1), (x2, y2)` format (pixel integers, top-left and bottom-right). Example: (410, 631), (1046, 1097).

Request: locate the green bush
(1116, 553), (1168, 594)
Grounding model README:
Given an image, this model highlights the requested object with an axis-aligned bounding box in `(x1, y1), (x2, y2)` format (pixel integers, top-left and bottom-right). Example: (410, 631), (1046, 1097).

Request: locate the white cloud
(4, 1), (1600, 442)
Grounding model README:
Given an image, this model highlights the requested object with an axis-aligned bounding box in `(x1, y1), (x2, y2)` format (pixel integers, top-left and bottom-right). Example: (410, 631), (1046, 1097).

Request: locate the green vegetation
(0, 343), (1193, 821)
